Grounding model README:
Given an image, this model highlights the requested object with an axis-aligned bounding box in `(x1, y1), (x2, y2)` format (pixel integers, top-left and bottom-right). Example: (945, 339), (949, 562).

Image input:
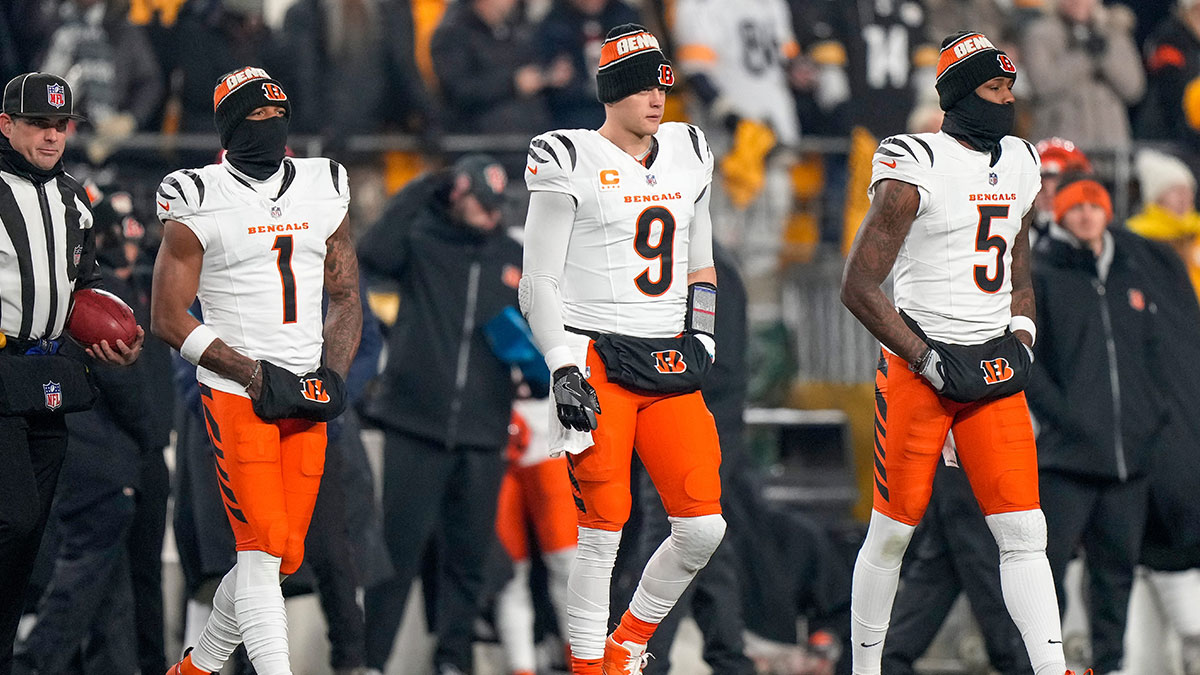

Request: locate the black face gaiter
(224, 116), (289, 180)
(941, 93), (1015, 164)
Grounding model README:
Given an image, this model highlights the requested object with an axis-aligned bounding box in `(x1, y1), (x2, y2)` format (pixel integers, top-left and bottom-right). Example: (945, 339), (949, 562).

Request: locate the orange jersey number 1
(272, 234), (298, 323)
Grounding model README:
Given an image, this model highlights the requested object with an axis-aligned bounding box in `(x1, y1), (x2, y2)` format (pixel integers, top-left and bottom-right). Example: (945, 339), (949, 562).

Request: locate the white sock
(545, 547), (576, 642)
(628, 514), (725, 624)
(1149, 569), (1200, 637)
(568, 527), (622, 660)
(191, 566), (241, 672)
(234, 550), (291, 675)
(496, 559), (537, 673)
(985, 509), (1065, 675)
(850, 511), (916, 675)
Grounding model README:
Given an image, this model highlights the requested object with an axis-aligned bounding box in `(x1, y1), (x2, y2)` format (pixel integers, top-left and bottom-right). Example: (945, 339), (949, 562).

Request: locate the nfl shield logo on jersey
(271, 205), (282, 218)
(646, 174), (657, 186)
(43, 381), (62, 410)
(73, 244), (82, 266)
(988, 172), (998, 186)
(46, 84), (65, 108)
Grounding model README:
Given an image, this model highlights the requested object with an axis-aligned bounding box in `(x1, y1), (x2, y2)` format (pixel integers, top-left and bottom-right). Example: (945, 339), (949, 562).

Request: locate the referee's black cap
(2, 73), (85, 120)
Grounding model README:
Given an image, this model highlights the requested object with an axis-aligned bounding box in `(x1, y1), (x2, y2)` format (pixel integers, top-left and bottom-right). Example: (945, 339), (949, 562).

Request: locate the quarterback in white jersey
(520, 24), (726, 675)
(151, 67), (361, 675)
(840, 32), (1070, 675)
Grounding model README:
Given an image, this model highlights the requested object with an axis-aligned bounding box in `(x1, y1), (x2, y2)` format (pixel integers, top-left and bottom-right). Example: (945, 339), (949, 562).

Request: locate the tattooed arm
(840, 178), (928, 365)
(150, 219), (263, 397)
(1009, 209), (1037, 347)
(323, 214), (362, 377)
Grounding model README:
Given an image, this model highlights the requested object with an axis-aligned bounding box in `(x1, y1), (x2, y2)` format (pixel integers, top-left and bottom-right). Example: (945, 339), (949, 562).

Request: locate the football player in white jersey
(150, 67), (361, 675)
(840, 32), (1071, 675)
(520, 24), (725, 675)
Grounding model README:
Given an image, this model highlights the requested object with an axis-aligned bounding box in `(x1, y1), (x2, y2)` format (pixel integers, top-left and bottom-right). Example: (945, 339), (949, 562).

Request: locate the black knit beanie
(596, 24), (674, 104)
(212, 66), (291, 148)
(935, 31), (1017, 111)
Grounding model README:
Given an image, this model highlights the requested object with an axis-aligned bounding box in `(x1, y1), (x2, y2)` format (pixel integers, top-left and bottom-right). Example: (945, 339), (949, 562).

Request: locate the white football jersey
(525, 123), (714, 338)
(673, 0), (799, 145)
(868, 131), (1041, 344)
(156, 158), (350, 395)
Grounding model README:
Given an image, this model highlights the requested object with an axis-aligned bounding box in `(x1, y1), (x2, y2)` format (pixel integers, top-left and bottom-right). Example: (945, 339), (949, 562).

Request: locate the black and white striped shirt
(0, 165), (101, 342)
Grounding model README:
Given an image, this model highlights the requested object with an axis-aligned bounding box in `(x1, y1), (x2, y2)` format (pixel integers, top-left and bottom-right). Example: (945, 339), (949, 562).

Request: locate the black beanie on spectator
(934, 31), (1017, 111)
(596, 24), (674, 104)
(212, 66), (291, 148)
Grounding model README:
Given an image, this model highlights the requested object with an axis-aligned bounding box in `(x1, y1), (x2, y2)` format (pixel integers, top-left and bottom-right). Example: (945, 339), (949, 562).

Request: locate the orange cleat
(165, 648), (210, 675)
(602, 635), (651, 675)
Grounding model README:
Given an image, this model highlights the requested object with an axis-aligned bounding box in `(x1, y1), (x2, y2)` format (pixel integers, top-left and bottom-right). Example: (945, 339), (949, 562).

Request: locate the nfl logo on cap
(43, 381), (62, 410)
(47, 83), (65, 108)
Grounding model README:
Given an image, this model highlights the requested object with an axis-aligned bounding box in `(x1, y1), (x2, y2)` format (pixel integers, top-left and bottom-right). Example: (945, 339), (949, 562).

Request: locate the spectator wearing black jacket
(358, 155), (523, 675)
(430, 0), (553, 136)
(537, 0), (641, 130)
(1028, 176), (1168, 675)
(1137, 1), (1200, 163)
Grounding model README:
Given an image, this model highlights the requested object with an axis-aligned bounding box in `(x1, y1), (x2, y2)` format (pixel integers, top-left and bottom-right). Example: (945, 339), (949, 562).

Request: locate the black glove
(552, 365), (601, 431)
(252, 361), (348, 422)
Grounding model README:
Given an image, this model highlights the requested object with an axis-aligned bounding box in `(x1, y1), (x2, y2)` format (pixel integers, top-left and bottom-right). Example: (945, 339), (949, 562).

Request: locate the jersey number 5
(974, 205), (1009, 294)
(272, 234), (298, 323)
(634, 207), (675, 296)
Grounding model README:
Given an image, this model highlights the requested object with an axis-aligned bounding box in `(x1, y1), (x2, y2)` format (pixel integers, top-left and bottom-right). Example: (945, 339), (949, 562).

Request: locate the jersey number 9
(634, 207), (676, 297)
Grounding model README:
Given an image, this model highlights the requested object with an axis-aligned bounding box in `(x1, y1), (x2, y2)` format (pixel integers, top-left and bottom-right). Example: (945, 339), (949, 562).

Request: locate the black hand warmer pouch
(900, 311), (1032, 404)
(252, 361), (348, 422)
(591, 334), (712, 395)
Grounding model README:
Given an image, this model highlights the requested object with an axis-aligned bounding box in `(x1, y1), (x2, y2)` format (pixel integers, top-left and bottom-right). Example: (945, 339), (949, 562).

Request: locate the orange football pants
(199, 385), (325, 575)
(496, 457), (578, 560)
(567, 344), (723, 531)
(872, 351), (1040, 526)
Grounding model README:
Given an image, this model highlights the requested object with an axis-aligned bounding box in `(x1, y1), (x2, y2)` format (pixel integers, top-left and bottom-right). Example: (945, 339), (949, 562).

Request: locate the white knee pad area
(667, 514), (726, 570)
(985, 508), (1047, 559)
(858, 510), (916, 568)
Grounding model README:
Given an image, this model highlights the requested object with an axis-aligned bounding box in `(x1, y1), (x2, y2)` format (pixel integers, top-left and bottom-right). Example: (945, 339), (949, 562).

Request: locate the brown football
(65, 288), (138, 348)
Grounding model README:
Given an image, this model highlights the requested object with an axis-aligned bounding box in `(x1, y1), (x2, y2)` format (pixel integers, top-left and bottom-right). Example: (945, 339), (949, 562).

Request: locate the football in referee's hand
(66, 288), (138, 348)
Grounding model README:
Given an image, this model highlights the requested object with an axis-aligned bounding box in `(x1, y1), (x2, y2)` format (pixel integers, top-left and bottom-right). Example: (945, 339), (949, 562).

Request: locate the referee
(0, 72), (142, 674)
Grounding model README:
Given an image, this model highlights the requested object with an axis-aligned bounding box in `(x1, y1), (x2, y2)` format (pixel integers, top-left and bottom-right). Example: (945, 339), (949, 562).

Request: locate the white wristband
(543, 345), (576, 374)
(1009, 315), (1036, 346)
(180, 323), (219, 366)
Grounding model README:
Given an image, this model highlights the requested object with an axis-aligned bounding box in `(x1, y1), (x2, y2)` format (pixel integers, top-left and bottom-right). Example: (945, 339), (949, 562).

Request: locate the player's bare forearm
(840, 179), (928, 364)
(151, 220), (260, 391)
(1009, 210), (1037, 347)
(687, 266), (717, 286)
(322, 215), (362, 377)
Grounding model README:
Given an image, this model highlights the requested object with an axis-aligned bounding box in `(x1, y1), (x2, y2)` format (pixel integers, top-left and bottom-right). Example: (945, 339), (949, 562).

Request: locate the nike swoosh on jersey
(157, 200), (170, 211)
(528, 165), (538, 175)
(860, 640), (883, 648)
(879, 160), (897, 168)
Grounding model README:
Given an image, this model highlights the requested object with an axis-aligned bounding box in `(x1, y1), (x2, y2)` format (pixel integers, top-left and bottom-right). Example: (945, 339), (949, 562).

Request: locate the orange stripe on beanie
(934, 31), (1016, 110)
(1053, 179), (1112, 224)
(596, 24), (673, 103)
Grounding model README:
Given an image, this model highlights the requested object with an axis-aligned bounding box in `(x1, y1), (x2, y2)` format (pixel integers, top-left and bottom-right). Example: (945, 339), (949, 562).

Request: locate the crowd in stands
(10, 1), (1200, 674)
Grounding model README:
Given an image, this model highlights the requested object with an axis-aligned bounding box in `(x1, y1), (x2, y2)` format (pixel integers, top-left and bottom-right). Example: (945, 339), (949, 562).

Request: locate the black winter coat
(357, 173), (523, 449)
(1028, 226), (1168, 482)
